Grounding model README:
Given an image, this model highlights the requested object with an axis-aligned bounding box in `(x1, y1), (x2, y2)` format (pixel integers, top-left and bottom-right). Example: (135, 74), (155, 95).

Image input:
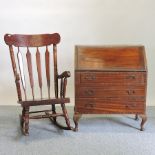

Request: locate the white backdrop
(0, 0), (155, 105)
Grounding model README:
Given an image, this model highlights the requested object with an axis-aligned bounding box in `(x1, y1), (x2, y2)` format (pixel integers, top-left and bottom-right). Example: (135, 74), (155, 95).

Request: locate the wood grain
(75, 45), (147, 71)
(4, 33), (60, 47)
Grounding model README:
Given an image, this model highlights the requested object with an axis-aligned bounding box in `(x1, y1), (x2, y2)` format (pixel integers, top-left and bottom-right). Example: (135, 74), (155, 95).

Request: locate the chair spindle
(36, 47), (43, 99)
(53, 45), (58, 98)
(17, 47), (27, 100)
(9, 46), (18, 76)
(45, 46), (50, 99)
(26, 47), (35, 100)
(63, 78), (67, 98)
(60, 78), (63, 98)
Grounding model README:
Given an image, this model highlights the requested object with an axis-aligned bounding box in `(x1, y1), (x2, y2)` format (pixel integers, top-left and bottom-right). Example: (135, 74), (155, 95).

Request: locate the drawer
(79, 72), (146, 85)
(76, 96), (145, 102)
(76, 87), (145, 98)
(75, 98), (145, 114)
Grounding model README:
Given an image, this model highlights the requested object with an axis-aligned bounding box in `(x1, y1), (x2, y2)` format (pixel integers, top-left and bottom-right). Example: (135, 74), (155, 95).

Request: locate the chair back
(4, 33), (60, 101)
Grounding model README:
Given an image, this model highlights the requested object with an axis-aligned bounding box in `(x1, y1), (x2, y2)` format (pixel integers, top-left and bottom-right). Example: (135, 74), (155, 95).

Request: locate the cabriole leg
(73, 112), (82, 132)
(139, 114), (147, 131)
(135, 114), (139, 120)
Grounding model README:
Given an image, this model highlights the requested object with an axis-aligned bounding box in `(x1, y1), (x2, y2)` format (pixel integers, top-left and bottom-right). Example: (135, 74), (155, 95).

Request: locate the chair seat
(18, 98), (70, 107)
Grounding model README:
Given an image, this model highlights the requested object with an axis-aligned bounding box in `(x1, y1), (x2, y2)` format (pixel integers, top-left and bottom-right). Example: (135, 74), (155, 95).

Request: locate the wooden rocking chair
(4, 33), (73, 135)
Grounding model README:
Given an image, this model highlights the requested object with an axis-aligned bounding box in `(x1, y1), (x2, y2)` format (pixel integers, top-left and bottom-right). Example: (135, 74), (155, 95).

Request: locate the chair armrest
(57, 71), (71, 79)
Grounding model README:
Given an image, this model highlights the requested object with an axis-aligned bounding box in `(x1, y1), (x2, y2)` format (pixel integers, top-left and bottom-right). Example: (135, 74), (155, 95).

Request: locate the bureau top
(75, 45), (147, 71)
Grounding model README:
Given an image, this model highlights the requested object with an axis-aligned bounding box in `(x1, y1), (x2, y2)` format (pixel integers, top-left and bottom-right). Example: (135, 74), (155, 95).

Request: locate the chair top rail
(4, 33), (60, 47)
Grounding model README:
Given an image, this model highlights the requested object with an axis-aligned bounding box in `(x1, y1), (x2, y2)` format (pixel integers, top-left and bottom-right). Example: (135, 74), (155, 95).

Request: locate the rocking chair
(4, 33), (73, 135)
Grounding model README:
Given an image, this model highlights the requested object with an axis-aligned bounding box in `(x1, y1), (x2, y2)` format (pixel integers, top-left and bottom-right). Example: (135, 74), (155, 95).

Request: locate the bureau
(73, 45), (147, 131)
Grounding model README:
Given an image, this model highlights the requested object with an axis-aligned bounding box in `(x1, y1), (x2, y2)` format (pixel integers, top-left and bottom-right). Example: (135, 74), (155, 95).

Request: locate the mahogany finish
(74, 45), (147, 131)
(4, 33), (73, 135)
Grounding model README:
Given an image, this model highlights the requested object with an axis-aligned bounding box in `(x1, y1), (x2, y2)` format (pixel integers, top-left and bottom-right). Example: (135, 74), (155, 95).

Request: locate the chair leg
(61, 104), (71, 129)
(52, 104), (56, 122)
(21, 107), (25, 128)
(139, 114), (147, 131)
(23, 107), (29, 136)
(73, 112), (82, 131)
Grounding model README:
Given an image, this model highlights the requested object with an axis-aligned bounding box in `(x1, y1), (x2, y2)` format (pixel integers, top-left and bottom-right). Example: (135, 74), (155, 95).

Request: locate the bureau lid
(75, 45), (147, 71)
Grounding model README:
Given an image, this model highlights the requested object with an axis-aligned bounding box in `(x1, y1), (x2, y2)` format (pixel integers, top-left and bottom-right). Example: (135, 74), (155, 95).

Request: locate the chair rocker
(4, 33), (73, 135)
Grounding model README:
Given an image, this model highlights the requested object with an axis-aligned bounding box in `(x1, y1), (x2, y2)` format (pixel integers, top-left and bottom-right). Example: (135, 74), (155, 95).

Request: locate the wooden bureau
(73, 45), (147, 131)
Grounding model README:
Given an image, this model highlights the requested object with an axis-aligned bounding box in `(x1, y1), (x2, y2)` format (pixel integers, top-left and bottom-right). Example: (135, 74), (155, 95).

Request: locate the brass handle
(84, 89), (94, 96)
(132, 103), (136, 107)
(84, 74), (96, 80)
(85, 103), (94, 108)
(125, 105), (129, 108)
(126, 90), (135, 95)
(126, 75), (136, 79)
(126, 103), (136, 108)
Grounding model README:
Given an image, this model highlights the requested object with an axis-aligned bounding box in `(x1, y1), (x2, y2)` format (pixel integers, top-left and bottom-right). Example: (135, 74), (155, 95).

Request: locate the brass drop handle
(126, 90), (135, 95)
(85, 103), (94, 108)
(125, 105), (129, 108)
(126, 103), (136, 108)
(84, 74), (96, 80)
(84, 89), (94, 96)
(126, 75), (136, 79)
(132, 103), (136, 107)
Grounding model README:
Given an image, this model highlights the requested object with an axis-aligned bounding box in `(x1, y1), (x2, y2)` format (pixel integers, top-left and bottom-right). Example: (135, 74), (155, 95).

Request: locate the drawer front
(79, 72), (146, 85)
(76, 87), (145, 98)
(75, 96), (145, 102)
(75, 98), (145, 114)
